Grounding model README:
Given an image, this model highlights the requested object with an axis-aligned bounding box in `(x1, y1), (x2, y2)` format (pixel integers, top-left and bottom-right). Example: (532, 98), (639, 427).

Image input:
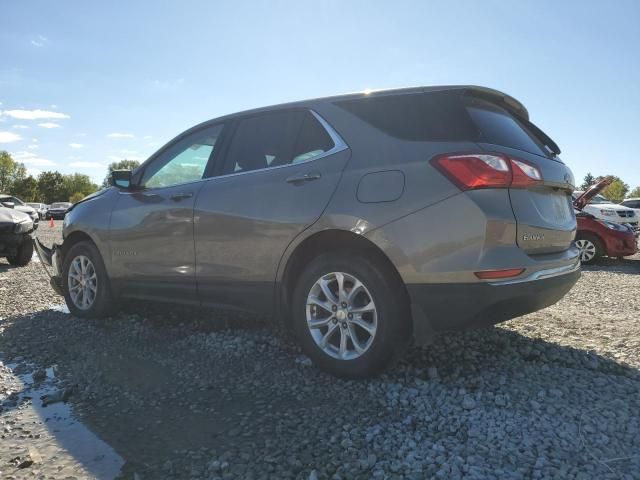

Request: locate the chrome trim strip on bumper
(489, 261), (581, 286)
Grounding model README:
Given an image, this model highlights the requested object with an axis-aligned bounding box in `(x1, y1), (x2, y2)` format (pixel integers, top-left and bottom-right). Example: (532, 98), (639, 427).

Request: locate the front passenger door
(109, 124), (225, 302)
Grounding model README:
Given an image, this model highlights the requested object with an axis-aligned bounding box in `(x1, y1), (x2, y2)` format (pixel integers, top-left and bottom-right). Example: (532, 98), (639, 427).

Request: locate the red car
(574, 180), (638, 264)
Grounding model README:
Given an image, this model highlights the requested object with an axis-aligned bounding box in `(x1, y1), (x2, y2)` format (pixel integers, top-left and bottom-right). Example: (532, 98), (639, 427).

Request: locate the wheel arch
(59, 230), (108, 272)
(278, 229), (411, 331)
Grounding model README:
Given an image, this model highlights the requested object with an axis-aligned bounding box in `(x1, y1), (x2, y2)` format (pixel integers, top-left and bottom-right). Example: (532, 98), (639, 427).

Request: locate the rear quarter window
(334, 91), (477, 141)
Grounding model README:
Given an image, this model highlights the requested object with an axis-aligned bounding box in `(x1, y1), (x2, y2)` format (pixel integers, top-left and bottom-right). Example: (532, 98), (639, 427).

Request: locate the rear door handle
(170, 192), (193, 201)
(285, 172), (322, 184)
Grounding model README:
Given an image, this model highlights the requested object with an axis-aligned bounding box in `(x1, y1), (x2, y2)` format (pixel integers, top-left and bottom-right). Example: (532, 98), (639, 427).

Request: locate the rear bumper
(408, 265), (580, 345)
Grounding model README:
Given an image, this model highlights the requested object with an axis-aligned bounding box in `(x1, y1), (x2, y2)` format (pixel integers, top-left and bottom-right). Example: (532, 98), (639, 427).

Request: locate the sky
(1, 0), (639, 188)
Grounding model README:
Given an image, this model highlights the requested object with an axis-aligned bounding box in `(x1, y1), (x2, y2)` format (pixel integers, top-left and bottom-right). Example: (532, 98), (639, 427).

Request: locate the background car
(619, 198), (640, 227)
(573, 180), (638, 263)
(571, 191), (637, 229)
(0, 194), (39, 229)
(27, 202), (48, 219)
(0, 205), (34, 266)
(46, 202), (73, 220)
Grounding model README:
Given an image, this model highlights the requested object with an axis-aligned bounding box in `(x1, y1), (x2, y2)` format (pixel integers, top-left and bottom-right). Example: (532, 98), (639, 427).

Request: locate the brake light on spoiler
(431, 153), (542, 190)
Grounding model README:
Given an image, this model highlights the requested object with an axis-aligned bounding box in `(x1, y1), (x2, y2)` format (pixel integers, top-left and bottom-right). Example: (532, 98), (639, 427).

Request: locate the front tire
(7, 238), (33, 266)
(575, 233), (603, 264)
(62, 241), (115, 318)
(292, 252), (410, 378)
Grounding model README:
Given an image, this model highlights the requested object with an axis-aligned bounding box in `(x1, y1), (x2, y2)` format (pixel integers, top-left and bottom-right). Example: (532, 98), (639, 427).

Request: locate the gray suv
(36, 86), (580, 377)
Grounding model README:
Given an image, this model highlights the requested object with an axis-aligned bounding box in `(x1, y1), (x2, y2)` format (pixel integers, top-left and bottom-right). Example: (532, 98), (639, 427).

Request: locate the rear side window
(334, 91), (477, 141)
(465, 98), (547, 157)
(336, 91), (557, 158)
(292, 112), (335, 164)
(222, 110), (335, 174)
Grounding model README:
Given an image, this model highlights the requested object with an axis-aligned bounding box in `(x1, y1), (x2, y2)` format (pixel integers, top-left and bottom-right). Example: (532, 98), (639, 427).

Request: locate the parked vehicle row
(46, 202), (73, 220)
(573, 179), (638, 264)
(571, 190), (638, 229)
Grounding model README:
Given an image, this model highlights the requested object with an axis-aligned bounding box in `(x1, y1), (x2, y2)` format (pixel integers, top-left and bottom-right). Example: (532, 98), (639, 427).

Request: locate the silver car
(36, 86), (580, 377)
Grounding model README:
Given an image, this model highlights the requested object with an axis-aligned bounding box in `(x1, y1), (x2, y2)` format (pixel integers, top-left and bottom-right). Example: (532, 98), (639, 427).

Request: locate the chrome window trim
(119, 109), (349, 192)
(204, 109), (349, 182)
(488, 260), (580, 286)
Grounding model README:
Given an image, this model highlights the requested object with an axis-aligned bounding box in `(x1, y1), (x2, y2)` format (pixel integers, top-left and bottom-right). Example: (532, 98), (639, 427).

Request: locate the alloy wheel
(306, 271), (377, 360)
(67, 255), (98, 310)
(575, 239), (596, 263)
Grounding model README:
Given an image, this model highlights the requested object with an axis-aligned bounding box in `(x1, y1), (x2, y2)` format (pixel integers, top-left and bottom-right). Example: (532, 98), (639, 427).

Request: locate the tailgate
(481, 144), (576, 254)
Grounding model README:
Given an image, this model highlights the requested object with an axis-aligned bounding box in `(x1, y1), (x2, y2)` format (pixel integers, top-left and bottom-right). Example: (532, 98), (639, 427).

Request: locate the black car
(47, 202), (73, 220)
(0, 206), (35, 266)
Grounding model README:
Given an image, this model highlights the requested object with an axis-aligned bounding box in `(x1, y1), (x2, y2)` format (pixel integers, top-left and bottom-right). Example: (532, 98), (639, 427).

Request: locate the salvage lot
(1, 222), (639, 479)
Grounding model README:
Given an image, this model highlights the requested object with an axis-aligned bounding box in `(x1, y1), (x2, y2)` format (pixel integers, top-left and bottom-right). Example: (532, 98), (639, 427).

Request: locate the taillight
(431, 153), (542, 190)
(511, 158), (542, 187)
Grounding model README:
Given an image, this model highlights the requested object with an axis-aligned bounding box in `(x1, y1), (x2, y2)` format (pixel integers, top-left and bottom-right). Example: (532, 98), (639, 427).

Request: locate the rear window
(464, 98), (548, 157)
(334, 91), (477, 142)
(335, 91), (556, 157)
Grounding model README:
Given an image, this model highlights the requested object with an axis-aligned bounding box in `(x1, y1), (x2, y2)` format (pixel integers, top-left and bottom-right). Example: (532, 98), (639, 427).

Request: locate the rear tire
(7, 238), (33, 266)
(575, 233), (603, 264)
(62, 241), (115, 318)
(292, 252), (410, 378)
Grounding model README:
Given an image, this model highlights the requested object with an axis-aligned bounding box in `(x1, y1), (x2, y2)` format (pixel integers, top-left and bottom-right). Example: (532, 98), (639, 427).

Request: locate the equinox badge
(523, 233), (545, 241)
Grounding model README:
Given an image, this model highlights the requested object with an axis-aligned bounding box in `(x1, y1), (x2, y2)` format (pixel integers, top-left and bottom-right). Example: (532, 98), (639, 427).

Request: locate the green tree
(628, 186), (640, 198)
(37, 171), (65, 204)
(595, 175), (629, 202)
(0, 150), (27, 193)
(580, 172), (596, 190)
(61, 173), (98, 201)
(12, 175), (39, 202)
(69, 191), (86, 204)
(103, 159), (141, 187)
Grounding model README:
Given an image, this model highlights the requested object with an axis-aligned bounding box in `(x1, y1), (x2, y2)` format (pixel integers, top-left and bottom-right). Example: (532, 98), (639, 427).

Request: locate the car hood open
(573, 178), (612, 211)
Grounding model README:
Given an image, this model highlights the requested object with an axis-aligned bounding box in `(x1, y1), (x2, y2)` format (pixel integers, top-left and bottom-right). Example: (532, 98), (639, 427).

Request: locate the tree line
(1, 151), (142, 205)
(579, 173), (640, 202)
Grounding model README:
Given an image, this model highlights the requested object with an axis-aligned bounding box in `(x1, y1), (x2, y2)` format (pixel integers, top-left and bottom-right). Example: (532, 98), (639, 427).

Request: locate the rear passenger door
(194, 109), (349, 311)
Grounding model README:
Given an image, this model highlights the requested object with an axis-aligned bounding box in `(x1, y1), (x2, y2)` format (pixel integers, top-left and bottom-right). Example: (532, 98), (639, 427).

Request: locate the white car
(571, 191), (638, 229)
(26, 202), (48, 219)
(0, 194), (40, 229)
(620, 198), (640, 224)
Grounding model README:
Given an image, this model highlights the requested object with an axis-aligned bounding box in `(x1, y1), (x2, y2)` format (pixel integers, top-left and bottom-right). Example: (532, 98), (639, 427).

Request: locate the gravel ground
(0, 222), (639, 479)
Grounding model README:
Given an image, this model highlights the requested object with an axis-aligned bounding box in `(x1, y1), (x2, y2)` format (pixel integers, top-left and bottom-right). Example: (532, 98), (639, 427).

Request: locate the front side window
(222, 110), (335, 175)
(142, 124), (224, 188)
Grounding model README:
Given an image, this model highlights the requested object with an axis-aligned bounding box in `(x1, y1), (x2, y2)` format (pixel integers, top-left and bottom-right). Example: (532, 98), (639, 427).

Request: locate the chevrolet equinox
(36, 86), (580, 378)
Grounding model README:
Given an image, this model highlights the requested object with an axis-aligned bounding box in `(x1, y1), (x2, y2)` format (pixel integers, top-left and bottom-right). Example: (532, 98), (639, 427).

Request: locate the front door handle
(170, 192), (193, 201)
(285, 172), (322, 185)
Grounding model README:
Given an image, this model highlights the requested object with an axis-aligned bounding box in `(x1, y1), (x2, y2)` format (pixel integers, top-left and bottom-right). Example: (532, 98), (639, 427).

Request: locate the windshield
(588, 194), (611, 205)
(51, 202), (70, 208)
(0, 195), (24, 206)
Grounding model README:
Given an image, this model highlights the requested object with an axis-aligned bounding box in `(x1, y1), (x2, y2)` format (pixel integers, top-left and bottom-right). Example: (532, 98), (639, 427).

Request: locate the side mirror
(2, 201), (15, 209)
(111, 170), (133, 189)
